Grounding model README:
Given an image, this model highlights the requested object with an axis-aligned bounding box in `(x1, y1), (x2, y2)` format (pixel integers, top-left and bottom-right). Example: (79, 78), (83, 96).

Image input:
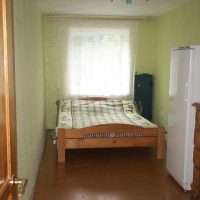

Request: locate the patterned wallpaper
(43, 18), (156, 129)
(13, 0), (45, 199)
(43, 19), (60, 129)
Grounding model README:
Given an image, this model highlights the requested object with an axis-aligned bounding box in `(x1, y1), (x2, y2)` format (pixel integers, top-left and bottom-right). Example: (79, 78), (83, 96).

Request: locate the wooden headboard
(79, 97), (108, 101)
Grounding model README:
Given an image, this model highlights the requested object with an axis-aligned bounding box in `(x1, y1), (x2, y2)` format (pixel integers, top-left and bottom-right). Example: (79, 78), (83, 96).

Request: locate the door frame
(0, 0), (17, 199)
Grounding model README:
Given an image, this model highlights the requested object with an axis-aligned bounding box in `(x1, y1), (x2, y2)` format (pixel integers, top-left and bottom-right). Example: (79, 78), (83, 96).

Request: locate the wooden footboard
(57, 124), (165, 163)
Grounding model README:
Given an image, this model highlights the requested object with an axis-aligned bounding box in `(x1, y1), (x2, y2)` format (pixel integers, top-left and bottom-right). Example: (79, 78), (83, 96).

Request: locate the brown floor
(33, 134), (196, 200)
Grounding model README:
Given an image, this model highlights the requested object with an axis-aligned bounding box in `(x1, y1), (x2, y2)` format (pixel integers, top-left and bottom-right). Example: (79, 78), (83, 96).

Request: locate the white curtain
(46, 19), (138, 100)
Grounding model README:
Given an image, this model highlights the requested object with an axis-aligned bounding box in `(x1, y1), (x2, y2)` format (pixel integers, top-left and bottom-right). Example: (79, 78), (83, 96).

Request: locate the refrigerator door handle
(184, 83), (189, 102)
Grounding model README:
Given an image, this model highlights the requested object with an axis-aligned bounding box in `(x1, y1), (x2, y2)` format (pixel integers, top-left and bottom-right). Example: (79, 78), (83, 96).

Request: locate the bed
(56, 98), (165, 163)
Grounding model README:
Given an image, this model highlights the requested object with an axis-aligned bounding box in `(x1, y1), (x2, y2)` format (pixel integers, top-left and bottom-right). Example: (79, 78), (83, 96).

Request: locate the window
(68, 27), (132, 98)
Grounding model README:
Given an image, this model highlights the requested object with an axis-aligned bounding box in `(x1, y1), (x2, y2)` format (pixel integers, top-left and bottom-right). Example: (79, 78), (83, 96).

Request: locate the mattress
(56, 99), (157, 130)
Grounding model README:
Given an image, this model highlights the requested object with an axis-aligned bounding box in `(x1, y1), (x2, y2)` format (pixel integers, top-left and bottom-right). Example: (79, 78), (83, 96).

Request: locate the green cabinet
(134, 73), (153, 121)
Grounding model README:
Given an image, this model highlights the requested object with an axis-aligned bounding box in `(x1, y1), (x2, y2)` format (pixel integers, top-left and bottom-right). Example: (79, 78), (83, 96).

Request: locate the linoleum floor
(33, 134), (196, 200)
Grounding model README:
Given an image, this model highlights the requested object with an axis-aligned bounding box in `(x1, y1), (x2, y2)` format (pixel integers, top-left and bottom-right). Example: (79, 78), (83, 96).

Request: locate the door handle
(10, 176), (28, 196)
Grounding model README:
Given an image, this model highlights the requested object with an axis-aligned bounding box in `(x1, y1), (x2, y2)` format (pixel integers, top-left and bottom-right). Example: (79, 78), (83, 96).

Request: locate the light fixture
(126, 0), (132, 4)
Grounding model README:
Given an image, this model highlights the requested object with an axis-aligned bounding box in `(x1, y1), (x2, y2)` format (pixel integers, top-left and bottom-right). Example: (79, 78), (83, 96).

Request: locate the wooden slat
(65, 137), (157, 149)
(193, 103), (200, 128)
(193, 148), (200, 167)
(191, 103), (200, 197)
(194, 128), (200, 148)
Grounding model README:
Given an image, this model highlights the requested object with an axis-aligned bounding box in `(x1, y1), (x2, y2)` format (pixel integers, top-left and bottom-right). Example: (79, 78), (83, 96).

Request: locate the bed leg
(157, 127), (165, 159)
(57, 129), (65, 163)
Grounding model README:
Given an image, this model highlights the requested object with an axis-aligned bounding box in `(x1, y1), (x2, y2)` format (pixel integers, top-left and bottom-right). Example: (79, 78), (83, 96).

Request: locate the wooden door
(0, 0), (18, 199)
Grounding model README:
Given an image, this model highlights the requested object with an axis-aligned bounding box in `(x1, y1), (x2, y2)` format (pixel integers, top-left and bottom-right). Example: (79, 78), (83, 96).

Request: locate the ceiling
(35, 0), (191, 16)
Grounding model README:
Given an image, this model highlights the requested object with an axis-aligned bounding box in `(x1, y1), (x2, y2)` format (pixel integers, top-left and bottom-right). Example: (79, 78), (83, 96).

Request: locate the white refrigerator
(166, 45), (200, 191)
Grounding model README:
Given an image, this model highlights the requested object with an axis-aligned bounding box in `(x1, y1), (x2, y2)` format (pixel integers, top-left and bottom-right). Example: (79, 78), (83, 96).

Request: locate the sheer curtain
(46, 19), (138, 100)
(68, 27), (131, 98)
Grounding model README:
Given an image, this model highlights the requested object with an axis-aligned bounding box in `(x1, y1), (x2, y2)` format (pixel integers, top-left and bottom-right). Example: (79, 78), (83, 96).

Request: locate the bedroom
(1, 0), (200, 199)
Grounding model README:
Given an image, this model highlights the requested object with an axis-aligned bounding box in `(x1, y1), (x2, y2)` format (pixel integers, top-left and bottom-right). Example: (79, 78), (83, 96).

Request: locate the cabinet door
(167, 48), (193, 190)
(135, 75), (152, 93)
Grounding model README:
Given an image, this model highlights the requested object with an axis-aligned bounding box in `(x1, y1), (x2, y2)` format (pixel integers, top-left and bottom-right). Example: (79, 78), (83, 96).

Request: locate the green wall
(43, 0), (200, 130)
(43, 19), (152, 129)
(13, 0), (45, 199)
(153, 0), (200, 127)
(136, 20), (156, 75)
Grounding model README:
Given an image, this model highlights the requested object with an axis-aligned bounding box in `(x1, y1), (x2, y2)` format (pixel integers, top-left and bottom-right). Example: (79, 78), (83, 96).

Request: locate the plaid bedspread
(57, 99), (157, 130)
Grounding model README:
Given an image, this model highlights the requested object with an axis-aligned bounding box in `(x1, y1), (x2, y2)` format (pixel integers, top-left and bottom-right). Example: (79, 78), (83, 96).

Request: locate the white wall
(13, 0), (45, 199)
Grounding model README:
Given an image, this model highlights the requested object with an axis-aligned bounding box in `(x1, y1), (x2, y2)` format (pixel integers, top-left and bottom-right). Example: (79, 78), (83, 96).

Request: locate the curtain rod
(47, 14), (152, 21)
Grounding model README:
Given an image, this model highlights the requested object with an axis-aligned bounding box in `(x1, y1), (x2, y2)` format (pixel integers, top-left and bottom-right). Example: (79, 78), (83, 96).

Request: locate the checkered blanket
(57, 99), (157, 130)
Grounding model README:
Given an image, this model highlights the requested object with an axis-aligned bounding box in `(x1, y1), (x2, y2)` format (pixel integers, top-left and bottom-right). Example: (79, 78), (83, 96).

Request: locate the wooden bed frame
(57, 124), (165, 163)
(56, 97), (165, 162)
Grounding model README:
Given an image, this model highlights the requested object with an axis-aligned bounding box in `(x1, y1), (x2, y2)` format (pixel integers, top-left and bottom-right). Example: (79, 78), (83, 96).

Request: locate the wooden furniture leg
(57, 130), (66, 163)
(157, 127), (165, 159)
